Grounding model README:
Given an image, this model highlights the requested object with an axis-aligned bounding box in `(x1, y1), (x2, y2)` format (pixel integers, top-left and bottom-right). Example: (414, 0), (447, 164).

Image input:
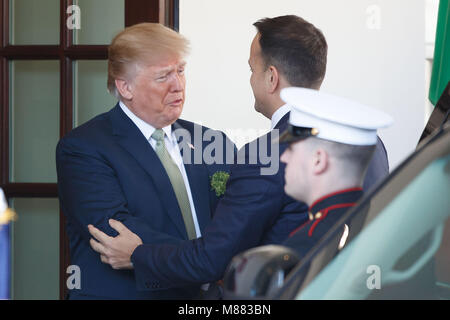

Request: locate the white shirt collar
(270, 104), (291, 130)
(119, 101), (173, 142)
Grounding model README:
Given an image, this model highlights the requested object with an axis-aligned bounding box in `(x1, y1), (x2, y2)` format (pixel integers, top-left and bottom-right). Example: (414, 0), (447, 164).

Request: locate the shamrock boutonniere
(210, 171), (230, 197)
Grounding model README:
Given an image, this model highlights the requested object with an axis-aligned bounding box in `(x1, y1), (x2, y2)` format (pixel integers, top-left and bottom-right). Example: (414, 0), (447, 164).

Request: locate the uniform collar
(271, 104), (291, 130)
(308, 188), (363, 220)
(119, 101), (173, 143)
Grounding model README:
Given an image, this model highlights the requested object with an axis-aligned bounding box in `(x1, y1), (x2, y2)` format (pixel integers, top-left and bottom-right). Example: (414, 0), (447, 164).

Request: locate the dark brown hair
(253, 15), (328, 89)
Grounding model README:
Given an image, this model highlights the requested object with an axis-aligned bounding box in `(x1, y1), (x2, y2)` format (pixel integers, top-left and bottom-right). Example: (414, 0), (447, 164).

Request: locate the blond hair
(107, 23), (190, 99)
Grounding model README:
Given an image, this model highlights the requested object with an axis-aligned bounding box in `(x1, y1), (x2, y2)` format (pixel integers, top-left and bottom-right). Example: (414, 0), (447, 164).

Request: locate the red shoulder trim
(308, 203), (357, 237)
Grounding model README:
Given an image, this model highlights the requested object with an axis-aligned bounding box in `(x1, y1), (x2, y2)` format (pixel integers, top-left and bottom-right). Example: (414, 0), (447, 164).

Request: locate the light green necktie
(151, 129), (197, 240)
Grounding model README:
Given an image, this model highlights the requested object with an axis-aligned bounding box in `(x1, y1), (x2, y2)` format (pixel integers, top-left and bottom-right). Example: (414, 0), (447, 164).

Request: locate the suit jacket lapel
(172, 121), (212, 231)
(108, 104), (188, 238)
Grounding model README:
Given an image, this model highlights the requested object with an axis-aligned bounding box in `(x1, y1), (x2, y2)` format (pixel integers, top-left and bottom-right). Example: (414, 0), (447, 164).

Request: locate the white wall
(179, 0), (426, 170)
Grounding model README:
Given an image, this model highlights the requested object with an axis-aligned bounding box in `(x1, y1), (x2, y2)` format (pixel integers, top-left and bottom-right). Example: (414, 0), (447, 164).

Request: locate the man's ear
(312, 148), (328, 175)
(266, 65), (280, 94)
(115, 78), (133, 100)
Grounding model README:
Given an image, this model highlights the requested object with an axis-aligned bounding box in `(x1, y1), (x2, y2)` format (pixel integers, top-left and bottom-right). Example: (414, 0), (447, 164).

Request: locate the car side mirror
(222, 245), (300, 299)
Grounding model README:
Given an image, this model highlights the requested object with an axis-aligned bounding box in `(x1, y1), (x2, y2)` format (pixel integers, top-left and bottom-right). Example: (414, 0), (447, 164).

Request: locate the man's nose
(170, 73), (184, 91)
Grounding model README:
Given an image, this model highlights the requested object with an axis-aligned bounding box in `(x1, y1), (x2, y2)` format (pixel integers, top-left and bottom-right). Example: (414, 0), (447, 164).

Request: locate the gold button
(315, 211), (323, 219)
(308, 212), (314, 221)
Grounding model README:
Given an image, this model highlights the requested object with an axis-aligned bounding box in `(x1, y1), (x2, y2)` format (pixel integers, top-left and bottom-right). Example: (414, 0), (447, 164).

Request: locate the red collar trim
(309, 187), (363, 212)
(289, 202), (358, 238)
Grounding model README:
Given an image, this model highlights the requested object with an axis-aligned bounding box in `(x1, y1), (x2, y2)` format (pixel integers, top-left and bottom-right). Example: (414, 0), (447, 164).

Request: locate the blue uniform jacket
(283, 188), (364, 258)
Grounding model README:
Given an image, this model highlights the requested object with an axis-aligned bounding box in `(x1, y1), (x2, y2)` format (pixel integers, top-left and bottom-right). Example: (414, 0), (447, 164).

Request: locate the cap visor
(273, 128), (304, 144)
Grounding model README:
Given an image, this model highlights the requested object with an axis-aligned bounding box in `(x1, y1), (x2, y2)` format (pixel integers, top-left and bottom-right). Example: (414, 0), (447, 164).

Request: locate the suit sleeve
(56, 137), (182, 245)
(131, 159), (287, 290)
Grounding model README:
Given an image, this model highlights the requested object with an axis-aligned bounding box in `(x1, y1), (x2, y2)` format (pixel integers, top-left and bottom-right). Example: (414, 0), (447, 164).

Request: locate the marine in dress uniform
(277, 87), (393, 258)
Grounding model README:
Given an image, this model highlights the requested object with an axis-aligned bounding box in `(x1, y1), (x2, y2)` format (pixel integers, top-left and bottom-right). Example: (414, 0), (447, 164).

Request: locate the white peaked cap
(279, 87), (394, 145)
(0, 188), (7, 213)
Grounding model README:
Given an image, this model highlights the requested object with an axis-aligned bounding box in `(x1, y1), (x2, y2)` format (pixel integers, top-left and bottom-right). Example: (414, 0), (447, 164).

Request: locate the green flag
(429, 0), (450, 105)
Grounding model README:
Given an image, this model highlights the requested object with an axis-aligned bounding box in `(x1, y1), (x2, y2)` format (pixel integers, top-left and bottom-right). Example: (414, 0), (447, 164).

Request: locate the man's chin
(165, 110), (183, 126)
(254, 103), (261, 113)
(168, 104), (183, 116)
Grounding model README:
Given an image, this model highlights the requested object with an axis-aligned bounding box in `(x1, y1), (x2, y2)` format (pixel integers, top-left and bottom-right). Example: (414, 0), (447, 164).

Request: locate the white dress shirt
(119, 101), (202, 238)
(270, 104), (291, 130)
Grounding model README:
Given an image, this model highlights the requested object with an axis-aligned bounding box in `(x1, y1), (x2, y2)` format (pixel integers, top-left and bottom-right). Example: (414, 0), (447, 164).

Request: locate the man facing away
(87, 15), (390, 295)
(56, 23), (234, 299)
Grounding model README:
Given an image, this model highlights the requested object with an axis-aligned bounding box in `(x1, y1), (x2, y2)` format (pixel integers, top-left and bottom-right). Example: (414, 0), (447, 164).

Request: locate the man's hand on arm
(88, 219), (143, 270)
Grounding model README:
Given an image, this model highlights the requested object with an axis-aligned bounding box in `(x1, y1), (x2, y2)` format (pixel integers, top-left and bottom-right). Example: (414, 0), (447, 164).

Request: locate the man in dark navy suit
(88, 16), (390, 294)
(56, 23), (234, 299)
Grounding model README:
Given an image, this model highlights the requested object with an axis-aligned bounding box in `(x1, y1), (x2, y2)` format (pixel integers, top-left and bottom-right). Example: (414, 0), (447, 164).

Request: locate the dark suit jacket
(56, 103), (234, 299)
(130, 112), (390, 290)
